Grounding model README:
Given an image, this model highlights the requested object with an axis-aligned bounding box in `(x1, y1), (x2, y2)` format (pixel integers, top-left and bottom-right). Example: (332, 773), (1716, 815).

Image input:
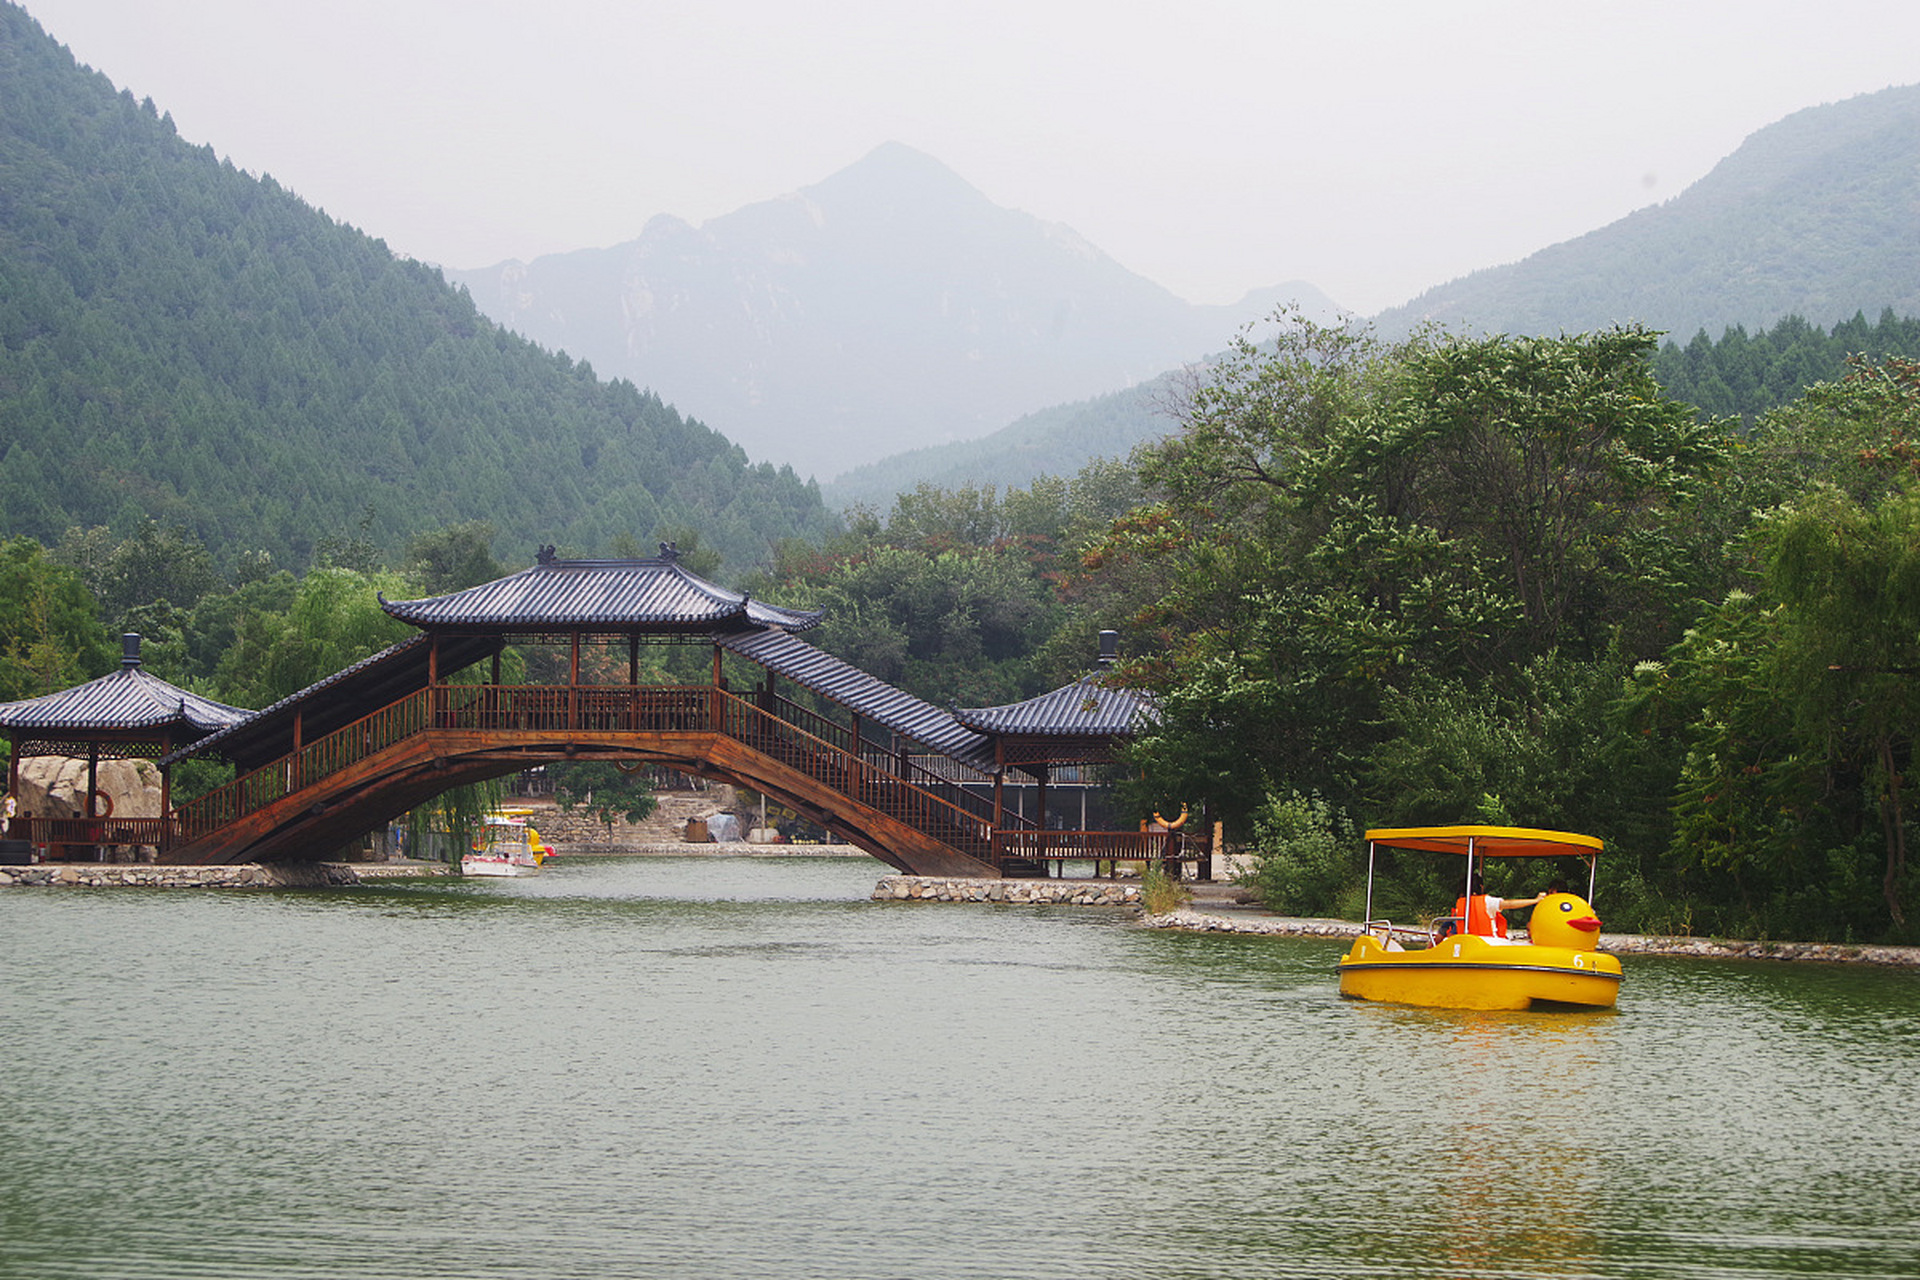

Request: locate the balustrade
(168, 681), (1006, 869)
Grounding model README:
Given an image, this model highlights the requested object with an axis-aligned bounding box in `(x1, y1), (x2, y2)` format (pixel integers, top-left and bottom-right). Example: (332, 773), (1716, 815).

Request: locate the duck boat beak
(1570, 916), (1600, 932)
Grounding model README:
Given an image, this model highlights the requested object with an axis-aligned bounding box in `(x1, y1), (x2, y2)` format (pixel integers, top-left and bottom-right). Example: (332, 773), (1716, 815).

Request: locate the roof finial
(659, 541), (679, 562)
(536, 544), (557, 566)
(121, 633), (142, 669)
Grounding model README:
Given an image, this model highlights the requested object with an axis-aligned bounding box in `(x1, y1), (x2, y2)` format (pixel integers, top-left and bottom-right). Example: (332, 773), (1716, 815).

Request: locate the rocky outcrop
(13, 755), (163, 819)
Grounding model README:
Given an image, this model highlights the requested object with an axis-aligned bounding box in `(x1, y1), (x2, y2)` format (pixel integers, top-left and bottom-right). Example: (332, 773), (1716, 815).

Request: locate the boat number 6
(1574, 955), (1585, 968)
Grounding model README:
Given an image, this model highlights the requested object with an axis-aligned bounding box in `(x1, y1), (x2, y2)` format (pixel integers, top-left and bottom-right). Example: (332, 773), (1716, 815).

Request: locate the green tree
(403, 520), (504, 595)
(1765, 487), (1920, 927)
(551, 762), (658, 842)
(213, 566), (413, 705)
(1097, 320), (1734, 836)
(0, 536), (114, 699)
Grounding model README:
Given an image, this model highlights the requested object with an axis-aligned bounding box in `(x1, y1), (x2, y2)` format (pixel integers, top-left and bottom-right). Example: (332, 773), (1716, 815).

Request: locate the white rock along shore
(1138, 905), (1920, 968)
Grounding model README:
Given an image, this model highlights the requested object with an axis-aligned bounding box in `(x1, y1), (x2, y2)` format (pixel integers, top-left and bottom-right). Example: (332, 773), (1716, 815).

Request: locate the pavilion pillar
(85, 743), (99, 820)
(6, 732), (18, 837)
(628, 636), (639, 686)
(1034, 763), (1048, 832)
(569, 631), (581, 728)
(428, 636), (441, 727)
(992, 741), (1005, 830)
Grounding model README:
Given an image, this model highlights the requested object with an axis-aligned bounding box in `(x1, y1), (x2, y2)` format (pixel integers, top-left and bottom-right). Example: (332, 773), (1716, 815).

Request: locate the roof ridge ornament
(536, 544), (558, 567)
(659, 541), (680, 562)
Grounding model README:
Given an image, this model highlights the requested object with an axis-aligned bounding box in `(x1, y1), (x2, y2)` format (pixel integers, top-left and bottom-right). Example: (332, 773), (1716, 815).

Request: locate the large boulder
(13, 756), (164, 820)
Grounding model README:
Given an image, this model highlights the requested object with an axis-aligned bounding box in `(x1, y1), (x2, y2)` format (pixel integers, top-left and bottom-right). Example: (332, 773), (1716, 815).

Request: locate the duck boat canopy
(1338, 824), (1621, 1011)
(1361, 824), (1602, 923)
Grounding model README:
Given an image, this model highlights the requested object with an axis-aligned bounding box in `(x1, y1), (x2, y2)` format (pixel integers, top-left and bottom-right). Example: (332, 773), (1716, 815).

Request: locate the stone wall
(873, 875), (1141, 906)
(520, 788), (742, 849)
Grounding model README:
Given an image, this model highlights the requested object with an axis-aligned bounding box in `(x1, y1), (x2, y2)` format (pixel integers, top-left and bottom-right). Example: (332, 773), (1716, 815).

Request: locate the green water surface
(2, 857), (1915, 1279)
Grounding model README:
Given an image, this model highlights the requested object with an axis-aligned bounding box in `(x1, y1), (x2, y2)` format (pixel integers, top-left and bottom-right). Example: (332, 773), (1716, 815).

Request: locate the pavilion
(1, 634), (248, 859)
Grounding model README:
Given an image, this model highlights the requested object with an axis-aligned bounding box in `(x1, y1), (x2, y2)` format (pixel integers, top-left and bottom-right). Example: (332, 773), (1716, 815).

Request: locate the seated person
(1441, 873), (1547, 938)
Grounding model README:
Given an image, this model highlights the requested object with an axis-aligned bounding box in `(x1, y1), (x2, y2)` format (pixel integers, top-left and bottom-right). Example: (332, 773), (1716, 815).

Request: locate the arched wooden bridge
(123, 551), (1180, 877)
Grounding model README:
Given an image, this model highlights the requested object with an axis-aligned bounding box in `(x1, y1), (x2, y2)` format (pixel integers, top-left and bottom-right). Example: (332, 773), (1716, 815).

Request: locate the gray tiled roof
(954, 675), (1156, 737)
(381, 554), (821, 633)
(718, 630), (996, 771)
(0, 664), (248, 735)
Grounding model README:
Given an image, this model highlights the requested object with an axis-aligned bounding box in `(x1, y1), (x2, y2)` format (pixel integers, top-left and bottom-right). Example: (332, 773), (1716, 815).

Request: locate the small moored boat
(460, 811), (549, 878)
(1336, 825), (1622, 1010)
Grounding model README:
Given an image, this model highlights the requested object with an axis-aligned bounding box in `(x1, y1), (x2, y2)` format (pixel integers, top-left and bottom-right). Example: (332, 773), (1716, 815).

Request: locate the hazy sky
(20, 0), (1920, 314)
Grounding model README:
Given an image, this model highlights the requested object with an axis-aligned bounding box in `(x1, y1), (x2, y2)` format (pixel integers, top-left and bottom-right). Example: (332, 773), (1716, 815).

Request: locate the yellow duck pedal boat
(1336, 825), (1623, 1011)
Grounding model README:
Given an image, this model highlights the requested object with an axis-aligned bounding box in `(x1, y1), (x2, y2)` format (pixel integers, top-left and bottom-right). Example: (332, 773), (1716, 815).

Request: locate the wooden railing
(169, 681), (1006, 869)
(991, 829), (1206, 864)
(10, 816), (176, 851)
(176, 690), (431, 841)
(712, 688), (998, 864)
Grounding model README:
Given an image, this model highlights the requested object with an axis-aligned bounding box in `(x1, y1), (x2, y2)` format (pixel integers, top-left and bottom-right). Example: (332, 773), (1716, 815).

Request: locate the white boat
(460, 812), (547, 877)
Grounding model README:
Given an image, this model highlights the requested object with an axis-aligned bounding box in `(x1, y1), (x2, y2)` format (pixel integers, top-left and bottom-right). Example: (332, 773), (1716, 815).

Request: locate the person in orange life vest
(1449, 873), (1547, 938)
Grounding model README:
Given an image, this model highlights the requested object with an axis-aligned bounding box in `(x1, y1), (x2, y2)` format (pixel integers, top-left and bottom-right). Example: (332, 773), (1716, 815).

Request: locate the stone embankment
(0, 861), (454, 888)
(1138, 905), (1920, 968)
(874, 875), (1141, 905)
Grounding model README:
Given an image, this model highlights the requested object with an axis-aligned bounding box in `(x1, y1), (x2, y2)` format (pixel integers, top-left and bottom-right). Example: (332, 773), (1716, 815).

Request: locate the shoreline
(1139, 901), (1920, 968)
(6, 858), (1914, 966)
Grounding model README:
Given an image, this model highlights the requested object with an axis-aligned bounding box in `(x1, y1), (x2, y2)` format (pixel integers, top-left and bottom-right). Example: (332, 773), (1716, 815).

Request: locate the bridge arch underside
(165, 729), (996, 879)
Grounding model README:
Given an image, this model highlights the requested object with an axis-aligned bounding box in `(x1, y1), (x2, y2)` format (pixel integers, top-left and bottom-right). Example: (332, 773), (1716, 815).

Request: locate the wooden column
(569, 631), (581, 728)
(428, 635), (441, 728)
(159, 733), (173, 820)
(992, 741), (1005, 831)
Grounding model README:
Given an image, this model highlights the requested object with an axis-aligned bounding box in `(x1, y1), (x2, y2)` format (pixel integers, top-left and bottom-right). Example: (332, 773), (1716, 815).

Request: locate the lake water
(2, 857), (1916, 1280)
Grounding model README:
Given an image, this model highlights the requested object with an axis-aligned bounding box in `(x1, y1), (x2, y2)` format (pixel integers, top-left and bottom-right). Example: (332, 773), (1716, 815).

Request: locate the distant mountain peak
(450, 146), (1300, 470)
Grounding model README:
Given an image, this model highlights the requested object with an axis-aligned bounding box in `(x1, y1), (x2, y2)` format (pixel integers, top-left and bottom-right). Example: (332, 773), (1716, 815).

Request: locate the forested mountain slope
(0, 5), (834, 573)
(1374, 83), (1920, 342)
(1653, 308), (1920, 425)
(822, 378), (1174, 510)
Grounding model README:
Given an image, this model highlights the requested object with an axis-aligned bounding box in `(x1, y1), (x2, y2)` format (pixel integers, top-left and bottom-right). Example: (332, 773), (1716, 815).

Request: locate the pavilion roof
(0, 649), (249, 756)
(380, 547), (821, 635)
(953, 674), (1156, 739)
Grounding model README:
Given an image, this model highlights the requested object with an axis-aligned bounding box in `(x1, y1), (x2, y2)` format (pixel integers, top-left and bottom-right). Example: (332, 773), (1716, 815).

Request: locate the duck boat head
(1528, 892), (1602, 951)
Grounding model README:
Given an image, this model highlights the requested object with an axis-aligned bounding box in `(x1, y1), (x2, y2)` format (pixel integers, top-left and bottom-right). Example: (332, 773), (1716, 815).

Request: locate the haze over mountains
(1374, 83), (1920, 342)
(8, 0), (1919, 561)
(449, 143), (1338, 473)
(457, 84), (1920, 503)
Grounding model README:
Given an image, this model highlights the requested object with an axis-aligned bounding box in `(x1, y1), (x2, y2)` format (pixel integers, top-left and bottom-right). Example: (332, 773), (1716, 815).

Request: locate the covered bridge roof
(718, 630), (996, 772)
(163, 632), (502, 770)
(381, 546), (821, 635)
